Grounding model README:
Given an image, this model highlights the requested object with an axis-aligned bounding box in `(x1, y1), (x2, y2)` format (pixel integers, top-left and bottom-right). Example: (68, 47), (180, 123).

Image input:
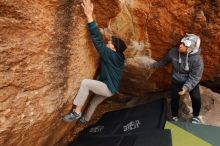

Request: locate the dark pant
(171, 79), (201, 117)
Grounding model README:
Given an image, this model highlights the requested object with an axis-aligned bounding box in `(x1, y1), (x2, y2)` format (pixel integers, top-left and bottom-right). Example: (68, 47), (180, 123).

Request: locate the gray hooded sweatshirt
(152, 47), (204, 92)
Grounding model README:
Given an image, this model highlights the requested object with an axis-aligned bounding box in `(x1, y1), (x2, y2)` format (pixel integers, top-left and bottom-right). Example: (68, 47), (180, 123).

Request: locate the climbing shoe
(79, 116), (88, 125)
(192, 116), (201, 124)
(63, 110), (81, 122)
(171, 116), (179, 122)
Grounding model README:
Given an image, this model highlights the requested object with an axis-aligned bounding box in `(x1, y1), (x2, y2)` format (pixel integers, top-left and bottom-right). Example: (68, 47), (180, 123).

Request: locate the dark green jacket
(88, 21), (125, 95)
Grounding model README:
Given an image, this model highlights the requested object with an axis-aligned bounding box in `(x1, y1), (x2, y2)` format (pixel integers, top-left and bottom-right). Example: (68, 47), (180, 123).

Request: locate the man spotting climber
(150, 34), (204, 124)
(63, 0), (127, 124)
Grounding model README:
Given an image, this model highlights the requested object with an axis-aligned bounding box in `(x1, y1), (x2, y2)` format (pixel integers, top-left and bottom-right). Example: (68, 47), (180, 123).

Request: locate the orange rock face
(105, 0), (220, 95)
(143, 0), (220, 90)
(0, 0), (220, 146)
(0, 0), (99, 146)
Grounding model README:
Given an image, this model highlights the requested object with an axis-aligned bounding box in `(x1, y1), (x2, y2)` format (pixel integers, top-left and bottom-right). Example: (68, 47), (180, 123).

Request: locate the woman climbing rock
(63, 0), (127, 124)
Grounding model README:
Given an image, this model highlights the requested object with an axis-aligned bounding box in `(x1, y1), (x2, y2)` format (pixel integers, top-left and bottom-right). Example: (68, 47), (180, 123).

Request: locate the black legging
(171, 79), (201, 117)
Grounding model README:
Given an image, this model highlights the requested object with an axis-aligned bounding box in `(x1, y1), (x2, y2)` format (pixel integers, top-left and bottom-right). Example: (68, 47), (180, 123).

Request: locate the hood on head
(181, 33), (201, 54)
(179, 33), (201, 71)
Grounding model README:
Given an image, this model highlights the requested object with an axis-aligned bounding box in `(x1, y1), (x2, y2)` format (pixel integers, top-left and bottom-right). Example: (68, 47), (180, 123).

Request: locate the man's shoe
(79, 116), (88, 125)
(171, 116), (179, 122)
(63, 110), (81, 122)
(192, 116), (201, 124)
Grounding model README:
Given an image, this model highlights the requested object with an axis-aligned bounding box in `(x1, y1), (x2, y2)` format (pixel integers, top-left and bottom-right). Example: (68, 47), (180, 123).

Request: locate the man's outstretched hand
(81, 0), (94, 23)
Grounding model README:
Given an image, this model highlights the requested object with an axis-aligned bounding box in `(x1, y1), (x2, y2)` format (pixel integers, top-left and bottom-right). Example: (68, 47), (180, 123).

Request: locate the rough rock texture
(0, 0), (99, 146)
(201, 75), (220, 93)
(0, 0), (220, 146)
(108, 0), (220, 95)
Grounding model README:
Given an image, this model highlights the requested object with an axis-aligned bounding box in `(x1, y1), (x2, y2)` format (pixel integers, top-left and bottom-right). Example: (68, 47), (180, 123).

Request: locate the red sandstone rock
(0, 0), (99, 145)
(107, 0), (220, 94)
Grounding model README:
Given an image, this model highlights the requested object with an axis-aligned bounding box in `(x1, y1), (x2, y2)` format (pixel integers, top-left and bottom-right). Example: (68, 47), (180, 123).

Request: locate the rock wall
(0, 0), (220, 146)
(107, 0), (220, 95)
(0, 0), (100, 146)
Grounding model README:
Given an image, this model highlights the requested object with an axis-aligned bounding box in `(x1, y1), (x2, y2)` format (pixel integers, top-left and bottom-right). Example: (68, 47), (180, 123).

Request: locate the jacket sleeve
(87, 21), (112, 58)
(151, 50), (172, 68)
(183, 57), (204, 91)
